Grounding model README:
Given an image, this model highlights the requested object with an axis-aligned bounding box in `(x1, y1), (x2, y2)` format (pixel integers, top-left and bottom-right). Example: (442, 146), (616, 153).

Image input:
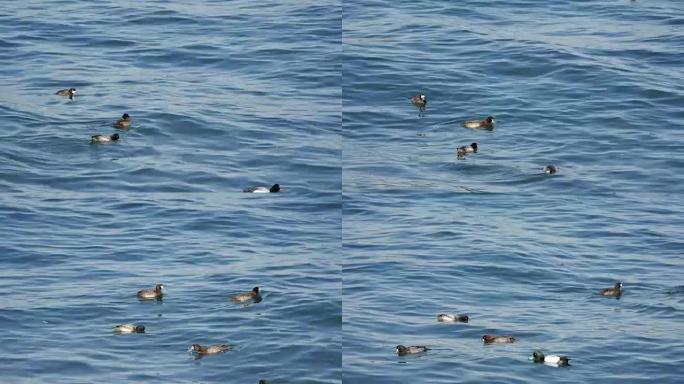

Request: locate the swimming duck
(188, 343), (231, 355)
(410, 93), (427, 110)
(396, 345), (429, 356)
(544, 165), (558, 174)
(55, 87), (76, 100)
(532, 350), (570, 366)
(113, 113), (131, 129)
(113, 324), (145, 333)
(600, 281), (623, 297)
(462, 116), (494, 129)
(437, 314), (469, 322)
(482, 335), (516, 344)
(91, 133), (120, 144)
(231, 287), (260, 303)
(137, 284), (164, 300)
(457, 142), (478, 158)
(243, 184), (280, 193)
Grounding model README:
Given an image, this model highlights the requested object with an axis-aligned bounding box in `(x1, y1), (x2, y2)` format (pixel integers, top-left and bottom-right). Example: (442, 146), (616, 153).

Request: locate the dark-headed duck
(113, 324), (145, 333)
(457, 142), (478, 158)
(482, 335), (516, 344)
(113, 113), (131, 129)
(396, 345), (429, 356)
(462, 116), (494, 129)
(188, 343), (231, 355)
(600, 281), (623, 297)
(56, 88), (76, 100)
(137, 284), (164, 300)
(243, 184), (280, 193)
(437, 314), (469, 323)
(231, 286), (260, 303)
(410, 93), (427, 110)
(532, 350), (570, 366)
(544, 165), (558, 174)
(91, 133), (120, 144)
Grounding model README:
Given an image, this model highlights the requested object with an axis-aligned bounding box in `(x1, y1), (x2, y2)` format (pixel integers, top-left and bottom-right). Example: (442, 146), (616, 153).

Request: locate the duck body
(243, 184), (280, 193)
(188, 343), (231, 355)
(457, 142), (478, 158)
(410, 93), (427, 110)
(91, 133), (120, 144)
(396, 345), (429, 355)
(532, 350), (570, 366)
(113, 113), (131, 129)
(437, 313), (469, 323)
(137, 284), (164, 300)
(482, 335), (516, 344)
(113, 324), (145, 333)
(462, 116), (494, 129)
(56, 88), (76, 99)
(600, 281), (623, 297)
(231, 286), (260, 303)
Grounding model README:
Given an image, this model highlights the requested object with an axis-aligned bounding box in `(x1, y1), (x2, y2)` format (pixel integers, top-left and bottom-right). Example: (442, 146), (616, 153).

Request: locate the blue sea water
(0, 1), (340, 383)
(2, 0), (684, 383)
(343, 0), (684, 383)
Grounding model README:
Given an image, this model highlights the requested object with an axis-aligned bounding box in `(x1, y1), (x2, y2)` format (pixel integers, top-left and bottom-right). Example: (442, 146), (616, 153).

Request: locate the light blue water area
(343, 0), (684, 383)
(0, 1), (340, 383)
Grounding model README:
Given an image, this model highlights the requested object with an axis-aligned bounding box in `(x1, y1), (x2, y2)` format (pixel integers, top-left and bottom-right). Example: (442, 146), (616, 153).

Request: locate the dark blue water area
(343, 0), (684, 383)
(0, 1), (340, 383)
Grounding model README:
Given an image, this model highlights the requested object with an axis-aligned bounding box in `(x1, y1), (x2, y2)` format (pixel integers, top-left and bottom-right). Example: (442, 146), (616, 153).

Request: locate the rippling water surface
(3, 0), (684, 383)
(343, 0), (684, 383)
(0, 1), (340, 383)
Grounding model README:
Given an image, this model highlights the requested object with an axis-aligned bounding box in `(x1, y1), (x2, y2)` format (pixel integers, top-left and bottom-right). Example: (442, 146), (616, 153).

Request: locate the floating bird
(113, 113), (131, 129)
(410, 93), (427, 111)
(544, 165), (558, 174)
(457, 142), (478, 158)
(243, 184), (280, 193)
(113, 324), (145, 333)
(482, 335), (516, 344)
(599, 281), (623, 297)
(188, 343), (231, 355)
(532, 350), (570, 366)
(396, 345), (429, 356)
(437, 314), (469, 322)
(137, 284), (164, 300)
(55, 87), (76, 100)
(91, 133), (120, 144)
(231, 287), (260, 303)
(463, 116), (494, 129)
